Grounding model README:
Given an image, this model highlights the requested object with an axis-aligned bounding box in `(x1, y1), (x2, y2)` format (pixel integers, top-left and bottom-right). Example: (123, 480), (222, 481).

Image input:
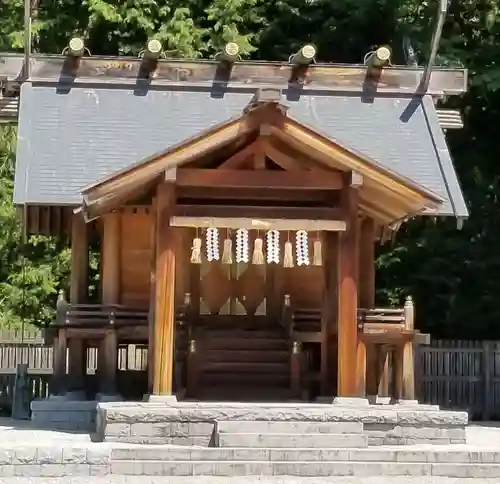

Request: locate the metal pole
(23, 0), (32, 80)
(421, 0), (449, 92)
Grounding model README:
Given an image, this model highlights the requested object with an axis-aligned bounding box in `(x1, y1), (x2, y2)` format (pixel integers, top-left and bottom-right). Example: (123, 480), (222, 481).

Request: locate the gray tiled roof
(13, 84), (467, 217)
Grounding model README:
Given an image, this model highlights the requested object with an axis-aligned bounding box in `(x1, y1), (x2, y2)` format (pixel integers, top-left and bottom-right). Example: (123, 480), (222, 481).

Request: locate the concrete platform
(95, 401), (468, 446)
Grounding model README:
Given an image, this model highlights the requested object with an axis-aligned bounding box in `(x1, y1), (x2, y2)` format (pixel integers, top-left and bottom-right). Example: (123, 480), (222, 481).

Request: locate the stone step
(217, 420), (363, 434)
(109, 459), (500, 478)
(111, 446), (500, 463)
(217, 432), (368, 448)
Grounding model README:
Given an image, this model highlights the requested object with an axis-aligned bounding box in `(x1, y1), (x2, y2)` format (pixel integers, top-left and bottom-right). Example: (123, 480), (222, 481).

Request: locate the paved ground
(2, 477), (500, 483)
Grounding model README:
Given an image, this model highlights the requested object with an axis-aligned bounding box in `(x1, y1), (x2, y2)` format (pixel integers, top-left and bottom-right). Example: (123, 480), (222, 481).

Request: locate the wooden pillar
(68, 213), (88, 391)
(99, 213), (121, 395)
(70, 213), (89, 303)
(153, 182), (177, 396)
(147, 198), (158, 395)
(321, 232), (338, 395)
(359, 218), (378, 397)
(53, 328), (67, 395)
(337, 183), (360, 397)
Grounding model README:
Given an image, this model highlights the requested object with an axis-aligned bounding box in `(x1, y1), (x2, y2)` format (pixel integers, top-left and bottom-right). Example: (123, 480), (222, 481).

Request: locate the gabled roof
(13, 84), (468, 218)
(81, 101), (444, 223)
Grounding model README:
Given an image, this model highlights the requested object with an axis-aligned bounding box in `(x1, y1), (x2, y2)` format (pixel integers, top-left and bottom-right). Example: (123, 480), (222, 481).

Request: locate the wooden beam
(218, 141), (258, 169)
(171, 216), (346, 232)
(177, 186), (333, 203)
(0, 55), (467, 96)
(263, 139), (303, 171)
(174, 204), (344, 221)
(176, 168), (343, 191)
(337, 185), (360, 397)
(254, 139), (266, 170)
(153, 182), (177, 396)
(70, 213), (89, 303)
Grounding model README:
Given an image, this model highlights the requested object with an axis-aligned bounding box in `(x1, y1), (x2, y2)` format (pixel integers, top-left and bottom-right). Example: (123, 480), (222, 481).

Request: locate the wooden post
(70, 213), (89, 303)
(153, 182), (177, 396)
(100, 213), (121, 395)
(53, 328), (67, 395)
(401, 296), (415, 400)
(69, 213), (88, 391)
(321, 232), (338, 395)
(359, 218), (378, 398)
(337, 183), (360, 397)
(147, 198), (158, 395)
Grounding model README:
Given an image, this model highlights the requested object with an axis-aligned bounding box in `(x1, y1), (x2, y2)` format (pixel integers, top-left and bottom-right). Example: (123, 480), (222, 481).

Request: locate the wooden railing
(357, 297), (414, 332)
(55, 303), (149, 327)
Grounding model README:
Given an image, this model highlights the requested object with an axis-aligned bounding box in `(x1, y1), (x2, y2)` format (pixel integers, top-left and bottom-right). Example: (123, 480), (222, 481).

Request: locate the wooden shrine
(4, 48), (467, 403)
(50, 96), (436, 402)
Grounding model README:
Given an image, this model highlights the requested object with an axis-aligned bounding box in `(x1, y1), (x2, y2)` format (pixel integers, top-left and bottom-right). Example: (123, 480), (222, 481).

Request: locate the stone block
(36, 447), (63, 464)
(218, 432), (368, 448)
(217, 420), (363, 434)
(431, 463), (500, 478)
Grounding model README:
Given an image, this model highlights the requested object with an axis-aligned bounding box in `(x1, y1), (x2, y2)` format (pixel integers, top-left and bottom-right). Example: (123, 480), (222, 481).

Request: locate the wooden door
(198, 231), (267, 316)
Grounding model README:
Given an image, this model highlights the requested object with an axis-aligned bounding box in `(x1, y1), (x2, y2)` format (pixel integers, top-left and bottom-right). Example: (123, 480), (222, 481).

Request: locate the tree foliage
(0, 0), (499, 338)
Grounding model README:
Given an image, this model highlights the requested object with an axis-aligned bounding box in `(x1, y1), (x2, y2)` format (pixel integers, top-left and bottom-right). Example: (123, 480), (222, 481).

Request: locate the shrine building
(2, 42), (468, 404)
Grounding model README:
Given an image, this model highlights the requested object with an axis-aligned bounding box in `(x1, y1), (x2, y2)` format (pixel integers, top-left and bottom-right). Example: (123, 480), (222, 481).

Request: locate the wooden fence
(0, 328), (499, 420)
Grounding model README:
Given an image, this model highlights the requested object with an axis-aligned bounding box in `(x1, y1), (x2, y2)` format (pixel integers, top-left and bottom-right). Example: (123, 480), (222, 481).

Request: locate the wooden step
(201, 361), (289, 373)
(195, 386), (291, 401)
(201, 371), (289, 385)
(203, 349), (289, 363)
(202, 338), (288, 351)
(198, 329), (285, 339)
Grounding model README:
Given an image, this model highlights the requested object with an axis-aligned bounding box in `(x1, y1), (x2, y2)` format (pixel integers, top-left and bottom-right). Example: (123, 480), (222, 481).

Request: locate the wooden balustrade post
(291, 341), (302, 399)
(52, 290), (68, 396)
(401, 296), (416, 401)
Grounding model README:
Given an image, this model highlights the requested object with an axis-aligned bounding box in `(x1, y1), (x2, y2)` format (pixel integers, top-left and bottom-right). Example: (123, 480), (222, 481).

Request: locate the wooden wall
(119, 211), (152, 307)
(104, 213), (325, 311)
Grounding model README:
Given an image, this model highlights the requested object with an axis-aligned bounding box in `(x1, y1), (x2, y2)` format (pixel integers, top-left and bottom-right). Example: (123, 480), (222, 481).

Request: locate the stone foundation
(31, 397), (97, 432)
(95, 401), (468, 446)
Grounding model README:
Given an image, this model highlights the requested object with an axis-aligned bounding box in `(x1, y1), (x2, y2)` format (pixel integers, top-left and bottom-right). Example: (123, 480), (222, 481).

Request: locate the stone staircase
(215, 421), (368, 448)
(96, 401), (495, 477)
(109, 444), (500, 478)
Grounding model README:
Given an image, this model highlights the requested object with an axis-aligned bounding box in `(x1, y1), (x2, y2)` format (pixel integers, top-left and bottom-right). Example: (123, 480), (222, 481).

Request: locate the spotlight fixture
(67, 37), (85, 57)
(219, 42), (240, 63)
(144, 39), (163, 60)
(369, 46), (392, 68)
(291, 44), (317, 65)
